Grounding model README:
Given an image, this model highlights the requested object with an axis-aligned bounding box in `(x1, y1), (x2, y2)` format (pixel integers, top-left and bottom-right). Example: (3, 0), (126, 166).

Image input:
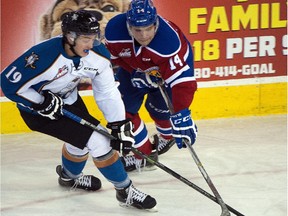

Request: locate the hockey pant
(117, 68), (173, 158)
(20, 95), (131, 189)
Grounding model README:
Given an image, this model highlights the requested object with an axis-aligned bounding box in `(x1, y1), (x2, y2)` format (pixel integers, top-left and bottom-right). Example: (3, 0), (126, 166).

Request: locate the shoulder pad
(33, 36), (62, 54)
(105, 13), (130, 41)
(92, 43), (111, 59)
(148, 17), (181, 57)
(23, 37), (63, 69)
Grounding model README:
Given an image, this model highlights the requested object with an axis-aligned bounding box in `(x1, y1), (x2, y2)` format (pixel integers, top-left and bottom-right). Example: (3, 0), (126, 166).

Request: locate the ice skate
(120, 149), (158, 172)
(116, 181), (157, 211)
(153, 134), (175, 155)
(56, 165), (101, 191)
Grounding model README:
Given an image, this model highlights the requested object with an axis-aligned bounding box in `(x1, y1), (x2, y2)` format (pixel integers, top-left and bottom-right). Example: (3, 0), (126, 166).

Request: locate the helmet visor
(76, 32), (102, 46)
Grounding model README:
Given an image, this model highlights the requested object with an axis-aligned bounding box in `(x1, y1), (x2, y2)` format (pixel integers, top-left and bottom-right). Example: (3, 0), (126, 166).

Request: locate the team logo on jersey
(54, 65), (69, 79)
(24, 52), (39, 69)
(143, 66), (162, 78)
(58, 77), (81, 99)
(119, 48), (131, 57)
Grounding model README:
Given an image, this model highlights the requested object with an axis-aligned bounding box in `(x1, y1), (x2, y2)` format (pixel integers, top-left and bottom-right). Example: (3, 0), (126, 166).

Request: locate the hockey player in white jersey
(1, 10), (156, 211)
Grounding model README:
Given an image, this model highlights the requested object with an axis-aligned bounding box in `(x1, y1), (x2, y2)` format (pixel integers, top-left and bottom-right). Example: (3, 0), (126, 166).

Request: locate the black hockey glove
(32, 90), (64, 120)
(106, 119), (135, 155)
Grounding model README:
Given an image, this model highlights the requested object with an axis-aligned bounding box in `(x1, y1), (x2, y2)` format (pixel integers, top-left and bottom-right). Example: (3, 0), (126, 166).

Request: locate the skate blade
(129, 166), (157, 173)
(119, 202), (158, 212)
(142, 166), (157, 171)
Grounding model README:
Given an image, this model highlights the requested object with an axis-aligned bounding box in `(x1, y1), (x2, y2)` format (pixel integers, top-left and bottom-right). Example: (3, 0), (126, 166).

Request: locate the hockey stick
(62, 108), (244, 216)
(157, 81), (232, 216)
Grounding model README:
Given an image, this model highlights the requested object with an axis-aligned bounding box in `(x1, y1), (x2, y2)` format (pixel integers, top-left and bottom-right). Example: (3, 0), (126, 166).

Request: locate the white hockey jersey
(1, 35), (125, 122)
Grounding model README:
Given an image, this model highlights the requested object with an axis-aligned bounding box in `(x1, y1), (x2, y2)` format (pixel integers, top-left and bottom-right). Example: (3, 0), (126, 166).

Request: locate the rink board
(1, 81), (286, 134)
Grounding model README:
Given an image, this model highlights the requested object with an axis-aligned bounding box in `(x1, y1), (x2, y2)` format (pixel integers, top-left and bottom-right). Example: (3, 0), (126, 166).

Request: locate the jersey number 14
(169, 54), (183, 70)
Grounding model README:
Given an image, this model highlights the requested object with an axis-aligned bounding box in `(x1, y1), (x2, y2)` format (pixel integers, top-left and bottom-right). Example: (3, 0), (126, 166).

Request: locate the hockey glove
(170, 108), (198, 149)
(32, 90), (64, 120)
(107, 119), (135, 155)
(131, 69), (161, 88)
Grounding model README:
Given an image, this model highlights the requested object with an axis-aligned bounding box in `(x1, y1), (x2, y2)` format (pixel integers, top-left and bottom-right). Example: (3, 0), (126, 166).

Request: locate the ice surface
(1, 114), (287, 216)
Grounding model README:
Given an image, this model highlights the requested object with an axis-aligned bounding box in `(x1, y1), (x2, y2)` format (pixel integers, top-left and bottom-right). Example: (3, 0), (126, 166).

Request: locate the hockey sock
(126, 112), (152, 159)
(150, 116), (173, 140)
(61, 144), (88, 179)
(94, 150), (130, 189)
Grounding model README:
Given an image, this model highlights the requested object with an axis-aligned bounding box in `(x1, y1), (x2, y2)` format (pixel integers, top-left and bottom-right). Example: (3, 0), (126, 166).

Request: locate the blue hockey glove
(107, 119), (135, 155)
(131, 69), (161, 88)
(32, 90), (64, 120)
(170, 108), (198, 149)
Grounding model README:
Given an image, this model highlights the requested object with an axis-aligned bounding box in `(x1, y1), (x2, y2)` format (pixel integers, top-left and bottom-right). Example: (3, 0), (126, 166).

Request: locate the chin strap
(63, 36), (79, 57)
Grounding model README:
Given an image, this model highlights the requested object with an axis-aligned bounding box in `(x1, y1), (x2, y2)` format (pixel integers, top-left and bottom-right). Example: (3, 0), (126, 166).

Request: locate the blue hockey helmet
(61, 10), (100, 35)
(126, 0), (158, 27)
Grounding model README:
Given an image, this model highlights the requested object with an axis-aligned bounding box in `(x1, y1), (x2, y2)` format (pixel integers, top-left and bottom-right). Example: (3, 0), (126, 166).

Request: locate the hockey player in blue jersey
(1, 10), (157, 211)
(105, 0), (198, 172)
